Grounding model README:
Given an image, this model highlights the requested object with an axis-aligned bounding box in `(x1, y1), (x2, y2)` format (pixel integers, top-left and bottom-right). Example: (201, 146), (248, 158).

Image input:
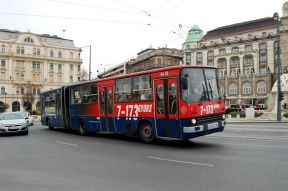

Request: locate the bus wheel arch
(79, 119), (87, 136)
(137, 120), (156, 143)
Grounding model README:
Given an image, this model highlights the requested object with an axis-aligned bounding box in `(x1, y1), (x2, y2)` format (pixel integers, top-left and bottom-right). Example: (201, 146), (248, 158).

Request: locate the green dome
(185, 25), (203, 43)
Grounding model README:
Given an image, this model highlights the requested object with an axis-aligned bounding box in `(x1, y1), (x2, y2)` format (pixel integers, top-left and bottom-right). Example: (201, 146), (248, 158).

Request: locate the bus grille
(196, 114), (223, 125)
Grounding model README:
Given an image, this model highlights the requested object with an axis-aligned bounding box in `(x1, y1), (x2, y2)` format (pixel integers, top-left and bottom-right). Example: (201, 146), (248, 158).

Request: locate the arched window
(217, 58), (227, 68)
(230, 56), (240, 67)
(257, 81), (266, 94)
(243, 82), (252, 95)
(1, 86), (5, 94)
(243, 55), (254, 67)
(24, 37), (33, 43)
(229, 83), (237, 95)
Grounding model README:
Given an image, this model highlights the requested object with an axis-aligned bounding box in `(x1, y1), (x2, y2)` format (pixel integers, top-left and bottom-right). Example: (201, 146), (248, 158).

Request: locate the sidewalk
(226, 117), (288, 123)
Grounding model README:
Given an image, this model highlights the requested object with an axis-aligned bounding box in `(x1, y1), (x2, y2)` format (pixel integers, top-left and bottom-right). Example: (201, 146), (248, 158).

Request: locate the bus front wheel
(139, 122), (155, 143)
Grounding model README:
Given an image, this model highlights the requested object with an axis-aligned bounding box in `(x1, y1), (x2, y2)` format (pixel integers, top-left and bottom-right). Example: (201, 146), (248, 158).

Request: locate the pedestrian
(284, 102), (287, 109)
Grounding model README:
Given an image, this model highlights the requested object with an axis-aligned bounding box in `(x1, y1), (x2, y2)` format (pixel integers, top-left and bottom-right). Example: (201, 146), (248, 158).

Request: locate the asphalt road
(1, 121), (288, 191)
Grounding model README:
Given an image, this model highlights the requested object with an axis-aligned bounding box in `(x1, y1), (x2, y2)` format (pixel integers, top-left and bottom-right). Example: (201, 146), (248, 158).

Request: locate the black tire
(139, 122), (155, 143)
(48, 120), (54, 130)
(79, 121), (87, 136)
(22, 128), (29, 135)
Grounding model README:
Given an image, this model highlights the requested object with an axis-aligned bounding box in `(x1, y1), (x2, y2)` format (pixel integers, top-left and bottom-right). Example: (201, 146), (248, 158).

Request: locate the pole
(274, 12), (282, 121)
(89, 45), (91, 80)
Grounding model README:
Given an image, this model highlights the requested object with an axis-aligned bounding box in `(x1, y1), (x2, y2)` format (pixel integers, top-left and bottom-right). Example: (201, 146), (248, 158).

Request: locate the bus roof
(96, 65), (216, 82)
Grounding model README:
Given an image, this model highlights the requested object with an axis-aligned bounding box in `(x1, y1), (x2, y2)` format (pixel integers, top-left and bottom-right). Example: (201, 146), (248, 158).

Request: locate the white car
(0, 112), (29, 135)
(23, 112), (34, 126)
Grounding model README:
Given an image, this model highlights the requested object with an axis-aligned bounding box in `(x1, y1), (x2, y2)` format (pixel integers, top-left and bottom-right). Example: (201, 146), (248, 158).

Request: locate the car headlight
(222, 114), (226, 119)
(191, 118), (197, 125)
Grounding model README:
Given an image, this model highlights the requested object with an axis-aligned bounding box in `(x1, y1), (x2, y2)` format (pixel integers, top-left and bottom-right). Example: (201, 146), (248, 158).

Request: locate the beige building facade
(0, 29), (82, 112)
(100, 47), (183, 78)
(183, 17), (284, 107)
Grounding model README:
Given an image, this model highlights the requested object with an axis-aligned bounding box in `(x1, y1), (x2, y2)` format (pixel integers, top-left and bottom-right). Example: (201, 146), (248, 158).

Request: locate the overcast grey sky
(0, 0), (284, 77)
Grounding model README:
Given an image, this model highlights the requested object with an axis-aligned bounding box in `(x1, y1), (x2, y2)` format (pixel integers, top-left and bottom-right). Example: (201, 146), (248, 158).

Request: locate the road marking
(29, 134), (34, 136)
(56, 141), (78, 147)
(146, 156), (214, 167)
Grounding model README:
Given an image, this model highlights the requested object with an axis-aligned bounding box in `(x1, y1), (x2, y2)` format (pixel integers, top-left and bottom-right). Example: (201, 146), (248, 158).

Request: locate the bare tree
(22, 82), (35, 111)
(80, 67), (89, 81)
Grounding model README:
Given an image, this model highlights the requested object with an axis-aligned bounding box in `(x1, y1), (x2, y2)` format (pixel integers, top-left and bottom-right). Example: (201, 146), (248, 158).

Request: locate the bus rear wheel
(79, 121), (87, 136)
(139, 122), (155, 143)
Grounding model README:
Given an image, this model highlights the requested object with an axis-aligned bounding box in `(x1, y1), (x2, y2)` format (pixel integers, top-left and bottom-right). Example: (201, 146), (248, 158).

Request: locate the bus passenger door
(99, 86), (115, 132)
(154, 78), (180, 138)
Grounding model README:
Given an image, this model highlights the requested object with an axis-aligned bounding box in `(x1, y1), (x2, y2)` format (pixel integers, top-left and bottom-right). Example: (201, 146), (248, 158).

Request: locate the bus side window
(156, 85), (164, 114)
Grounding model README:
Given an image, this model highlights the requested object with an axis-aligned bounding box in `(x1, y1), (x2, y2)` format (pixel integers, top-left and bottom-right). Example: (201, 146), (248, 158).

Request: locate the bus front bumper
(183, 120), (226, 139)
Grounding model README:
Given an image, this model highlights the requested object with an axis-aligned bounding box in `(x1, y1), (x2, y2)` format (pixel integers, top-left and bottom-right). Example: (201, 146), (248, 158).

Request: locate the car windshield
(181, 68), (221, 103)
(0, 112), (24, 120)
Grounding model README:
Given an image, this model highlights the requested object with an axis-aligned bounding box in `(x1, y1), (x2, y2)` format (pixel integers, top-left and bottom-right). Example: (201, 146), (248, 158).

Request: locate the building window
(231, 47), (239, 53)
(50, 50), (54, 57)
(58, 64), (62, 71)
(257, 81), (266, 94)
(58, 51), (62, 58)
(229, 83), (237, 95)
(259, 43), (267, 52)
(16, 47), (20, 54)
(20, 73), (24, 81)
(78, 65), (80, 72)
(186, 54), (191, 65)
(219, 49), (226, 55)
(20, 87), (24, 95)
(1, 60), (6, 67)
(32, 62), (40, 69)
(230, 56), (240, 67)
(196, 52), (203, 65)
(70, 76), (73, 83)
(21, 47), (24, 54)
(245, 45), (252, 52)
(37, 48), (41, 56)
(70, 52), (73, 58)
(243, 55), (254, 66)
(1, 45), (6, 53)
(24, 37), (33, 43)
(259, 55), (267, 64)
(243, 82), (252, 95)
(1, 86), (5, 94)
(70, 64), (73, 72)
(49, 63), (54, 70)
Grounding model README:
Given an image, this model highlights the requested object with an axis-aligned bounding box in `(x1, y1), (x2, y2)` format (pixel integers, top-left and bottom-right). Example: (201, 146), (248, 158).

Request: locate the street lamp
(4, 92), (7, 112)
(80, 45), (92, 80)
(273, 12), (282, 121)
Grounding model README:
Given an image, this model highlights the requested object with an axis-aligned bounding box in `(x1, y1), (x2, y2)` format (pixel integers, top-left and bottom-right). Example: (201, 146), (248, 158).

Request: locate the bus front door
(99, 86), (115, 132)
(154, 78), (180, 138)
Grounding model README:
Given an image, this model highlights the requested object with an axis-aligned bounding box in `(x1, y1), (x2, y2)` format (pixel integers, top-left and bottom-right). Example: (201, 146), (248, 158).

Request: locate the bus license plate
(207, 122), (219, 130)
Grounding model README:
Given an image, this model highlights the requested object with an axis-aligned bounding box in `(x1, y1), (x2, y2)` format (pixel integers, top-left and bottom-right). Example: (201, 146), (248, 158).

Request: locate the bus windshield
(181, 68), (220, 103)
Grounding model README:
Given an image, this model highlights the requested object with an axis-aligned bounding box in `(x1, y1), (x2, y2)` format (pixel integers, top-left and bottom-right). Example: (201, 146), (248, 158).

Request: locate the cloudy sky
(0, 0), (284, 77)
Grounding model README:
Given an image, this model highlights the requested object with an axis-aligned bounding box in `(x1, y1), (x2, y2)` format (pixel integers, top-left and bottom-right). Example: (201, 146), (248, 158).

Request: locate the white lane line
(56, 141), (78, 147)
(146, 156), (214, 167)
(29, 134), (34, 136)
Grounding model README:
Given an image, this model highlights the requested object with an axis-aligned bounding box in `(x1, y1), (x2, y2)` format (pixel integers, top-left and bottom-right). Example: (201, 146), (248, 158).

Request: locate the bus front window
(181, 68), (220, 103)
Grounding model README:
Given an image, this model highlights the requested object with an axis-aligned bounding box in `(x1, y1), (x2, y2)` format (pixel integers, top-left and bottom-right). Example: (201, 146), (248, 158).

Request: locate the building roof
(0, 29), (75, 48)
(185, 25), (203, 43)
(203, 17), (277, 40)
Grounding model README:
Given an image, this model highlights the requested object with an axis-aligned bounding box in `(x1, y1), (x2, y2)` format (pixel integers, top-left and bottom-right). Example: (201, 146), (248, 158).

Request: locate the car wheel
(22, 129), (29, 135)
(139, 122), (155, 143)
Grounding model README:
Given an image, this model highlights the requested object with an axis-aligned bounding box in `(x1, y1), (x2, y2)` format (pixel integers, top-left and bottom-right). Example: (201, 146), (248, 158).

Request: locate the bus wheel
(139, 122), (155, 143)
(79, 121), (87, 136)
(48, 120), (54, 130)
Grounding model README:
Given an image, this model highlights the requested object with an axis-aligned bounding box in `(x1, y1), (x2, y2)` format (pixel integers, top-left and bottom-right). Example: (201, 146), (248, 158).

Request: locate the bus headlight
(191, 119), (197, 125)
(222, 114), (226, 119)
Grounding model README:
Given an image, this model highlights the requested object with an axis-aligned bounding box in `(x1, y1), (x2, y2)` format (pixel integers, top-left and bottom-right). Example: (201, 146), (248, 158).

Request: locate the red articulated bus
(40, 65), (226, 143)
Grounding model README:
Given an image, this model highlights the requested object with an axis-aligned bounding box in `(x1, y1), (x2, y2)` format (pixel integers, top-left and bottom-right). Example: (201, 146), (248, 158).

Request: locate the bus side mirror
(181, 78), (188, 90)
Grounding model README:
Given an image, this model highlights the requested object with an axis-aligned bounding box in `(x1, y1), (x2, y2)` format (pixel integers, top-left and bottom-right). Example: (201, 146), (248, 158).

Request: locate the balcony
(230, 62), (240, 68)
(241, 73), (253, 78)
(243, 62), (254, 67)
